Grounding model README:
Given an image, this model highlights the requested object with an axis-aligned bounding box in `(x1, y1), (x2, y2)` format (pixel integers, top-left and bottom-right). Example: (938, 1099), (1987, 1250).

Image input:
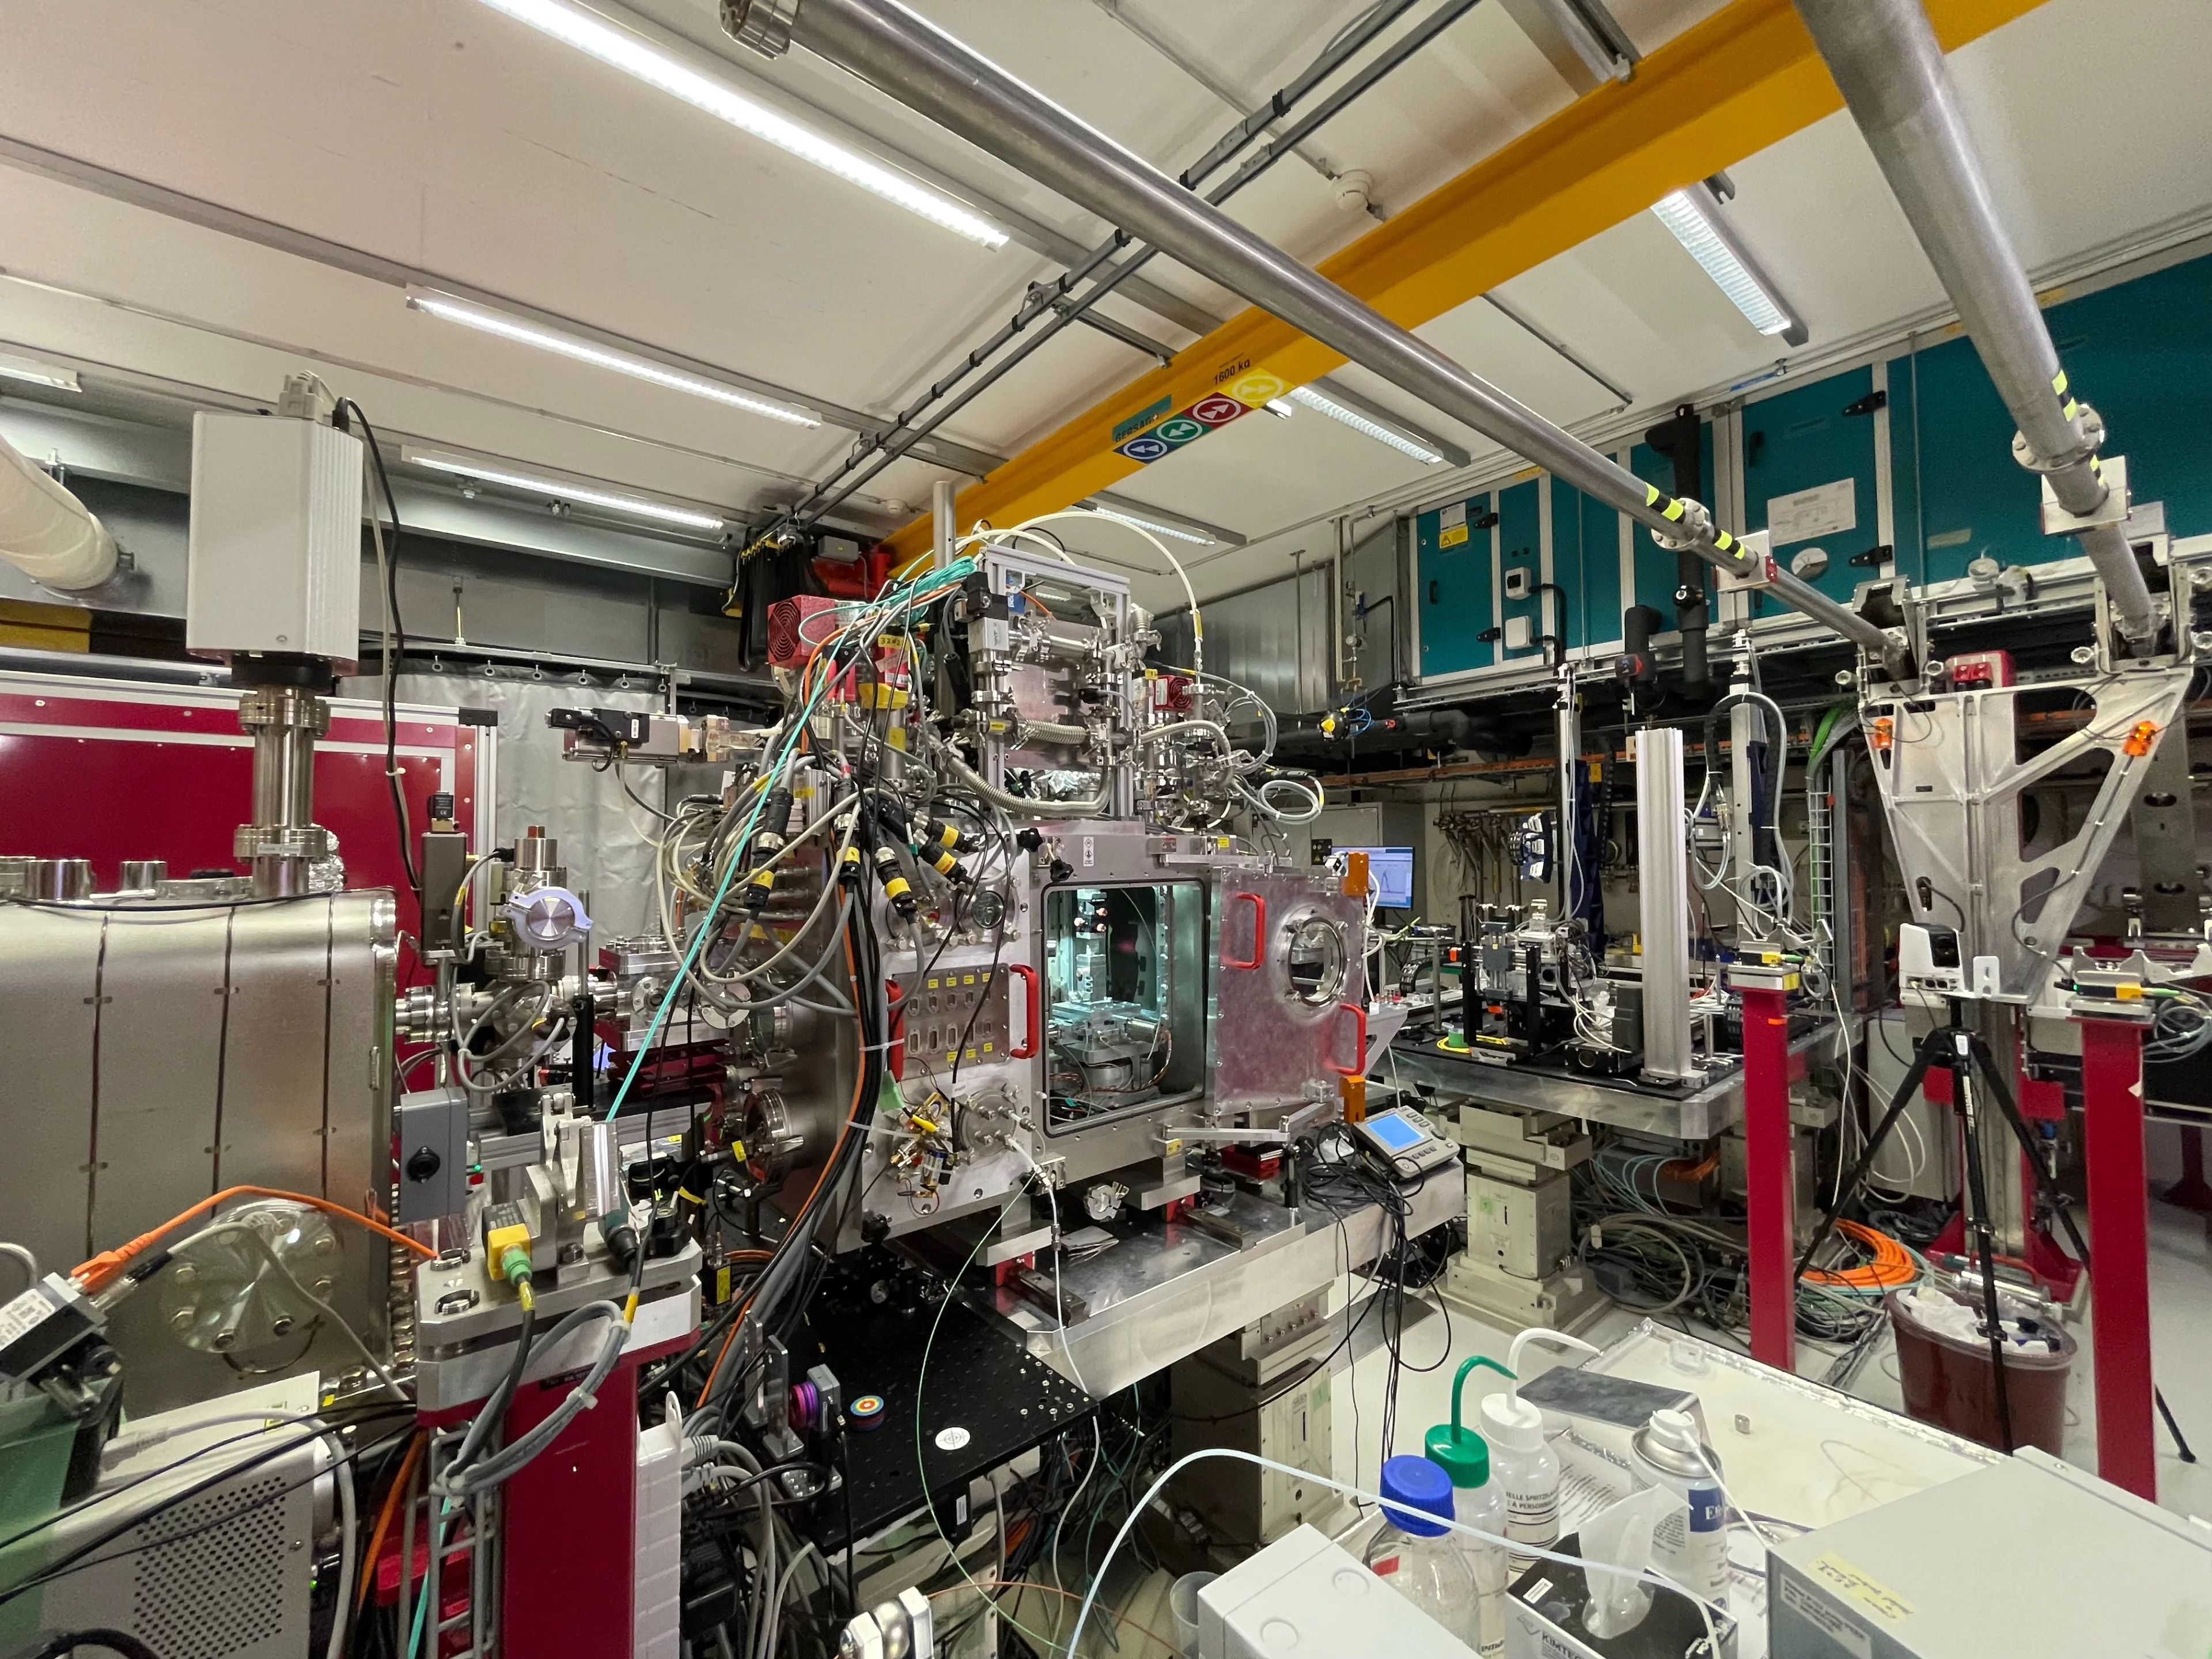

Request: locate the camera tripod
(1797, 999), (2195, 1463)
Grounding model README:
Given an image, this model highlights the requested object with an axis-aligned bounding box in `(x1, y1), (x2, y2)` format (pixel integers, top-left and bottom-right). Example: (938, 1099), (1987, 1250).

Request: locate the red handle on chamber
(1326, 1002), (1368, 1076)
(1222, 891), (1266, 970)
(1007, 963), (1040, 1058)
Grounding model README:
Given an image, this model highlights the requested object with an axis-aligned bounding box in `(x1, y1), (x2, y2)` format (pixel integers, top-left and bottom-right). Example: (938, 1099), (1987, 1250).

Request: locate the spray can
(1629, 1408), (1729, 1608)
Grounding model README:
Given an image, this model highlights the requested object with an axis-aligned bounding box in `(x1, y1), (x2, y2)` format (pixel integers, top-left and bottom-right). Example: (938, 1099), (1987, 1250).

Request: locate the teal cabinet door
(1551, 474), (1623, 652)
(1743, 366), (1881, 603)
(1416, 493), (1495, 677)
(1497, 478), (1544, 662)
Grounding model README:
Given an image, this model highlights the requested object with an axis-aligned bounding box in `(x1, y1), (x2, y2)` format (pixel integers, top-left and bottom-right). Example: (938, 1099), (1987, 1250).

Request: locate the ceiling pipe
(0, 427), (117, 590)
(1793, 0), (2160, 648)
(724, 0), (1906, 673)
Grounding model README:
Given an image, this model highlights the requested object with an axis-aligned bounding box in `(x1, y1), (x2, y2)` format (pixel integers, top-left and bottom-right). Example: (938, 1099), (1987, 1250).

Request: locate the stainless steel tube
(1634, 726), (1694, 1083)
(1793, 0), (2158, 643)
(753, 0), (1902, 666)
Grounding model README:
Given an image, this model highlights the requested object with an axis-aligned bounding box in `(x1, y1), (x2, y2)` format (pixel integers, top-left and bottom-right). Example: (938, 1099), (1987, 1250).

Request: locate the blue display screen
(1343, 846), (1415, 908)
(1365, 1112), (1425, 1152)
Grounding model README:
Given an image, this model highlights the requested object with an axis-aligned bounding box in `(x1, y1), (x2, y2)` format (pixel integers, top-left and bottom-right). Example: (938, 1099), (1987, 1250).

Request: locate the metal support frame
(2080, 1012), (2157, 1500)
(763, 0), (1902, 667)
(1864, 664), (2197, 999)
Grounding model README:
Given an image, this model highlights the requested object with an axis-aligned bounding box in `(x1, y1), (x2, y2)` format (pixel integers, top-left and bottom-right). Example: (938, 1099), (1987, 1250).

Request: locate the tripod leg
(1793, 1026), (1944, 1282)
(1955, 1062), (2017, 1453)
(1969, 1038), (2197, 1467)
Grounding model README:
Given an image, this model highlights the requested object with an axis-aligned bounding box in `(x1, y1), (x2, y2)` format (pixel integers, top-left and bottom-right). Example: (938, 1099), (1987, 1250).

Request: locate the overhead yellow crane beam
(878, 0), (2048, 563)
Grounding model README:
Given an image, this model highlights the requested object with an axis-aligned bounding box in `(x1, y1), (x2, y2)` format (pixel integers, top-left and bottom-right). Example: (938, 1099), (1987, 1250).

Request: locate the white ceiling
(1, 0), (2207, 611)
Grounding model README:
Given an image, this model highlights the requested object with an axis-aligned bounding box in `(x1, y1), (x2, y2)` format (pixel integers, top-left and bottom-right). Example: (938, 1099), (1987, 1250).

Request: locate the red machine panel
(0, 671), (491, 953)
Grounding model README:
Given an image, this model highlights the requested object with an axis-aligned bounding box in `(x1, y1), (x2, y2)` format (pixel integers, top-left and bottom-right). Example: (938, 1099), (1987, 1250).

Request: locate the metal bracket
(721, 0), (803, 58)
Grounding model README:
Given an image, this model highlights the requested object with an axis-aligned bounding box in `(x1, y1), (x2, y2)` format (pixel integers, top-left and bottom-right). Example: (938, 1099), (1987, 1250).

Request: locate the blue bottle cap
(1378, 1453), (1454, 1537)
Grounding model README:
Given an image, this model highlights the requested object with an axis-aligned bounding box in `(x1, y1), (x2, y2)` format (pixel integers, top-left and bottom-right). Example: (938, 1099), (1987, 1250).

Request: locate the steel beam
(839, 0), (2047, 567)
(763, 0), (1906, 661)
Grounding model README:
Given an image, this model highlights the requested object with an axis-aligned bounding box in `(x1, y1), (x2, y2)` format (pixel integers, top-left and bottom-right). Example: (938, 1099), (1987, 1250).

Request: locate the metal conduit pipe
(726, 0), (1906, 674)
(1792, 0), (2160, 646)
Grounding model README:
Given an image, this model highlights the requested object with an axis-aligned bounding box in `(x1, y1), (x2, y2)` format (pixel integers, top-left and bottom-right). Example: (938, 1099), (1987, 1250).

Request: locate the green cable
(600, 559), (976, 1122)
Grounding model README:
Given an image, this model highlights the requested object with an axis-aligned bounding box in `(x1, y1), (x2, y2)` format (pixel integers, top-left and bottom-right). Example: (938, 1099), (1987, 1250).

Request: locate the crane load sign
(1114, 370), (1286, 465)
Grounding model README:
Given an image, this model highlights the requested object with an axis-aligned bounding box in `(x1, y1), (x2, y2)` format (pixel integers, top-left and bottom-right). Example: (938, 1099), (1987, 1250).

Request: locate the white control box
(186, 411), (364, 669)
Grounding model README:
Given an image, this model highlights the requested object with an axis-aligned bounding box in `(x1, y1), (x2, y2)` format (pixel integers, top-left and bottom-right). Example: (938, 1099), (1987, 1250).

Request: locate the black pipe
(1620, 604), (1664, 683)
(1643, 406), (1709, 693)
(570, 989), (597, 1113)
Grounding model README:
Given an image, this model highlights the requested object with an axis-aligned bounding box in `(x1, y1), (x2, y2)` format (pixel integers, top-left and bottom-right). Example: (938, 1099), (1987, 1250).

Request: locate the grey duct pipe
(726, 0), (1906, 673)
(1793, 0), (2159, 646)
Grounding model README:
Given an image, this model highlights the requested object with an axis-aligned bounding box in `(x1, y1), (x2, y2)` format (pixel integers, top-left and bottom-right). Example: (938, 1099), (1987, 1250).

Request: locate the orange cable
(356, 1431), (425, 1614)
(1802, 1219), (1916, 1290)
(75, 1184), (437, 1294)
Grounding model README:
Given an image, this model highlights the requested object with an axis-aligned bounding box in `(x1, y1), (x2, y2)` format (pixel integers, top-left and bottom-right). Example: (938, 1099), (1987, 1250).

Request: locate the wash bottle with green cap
(1426, 1354), (1514, 1656)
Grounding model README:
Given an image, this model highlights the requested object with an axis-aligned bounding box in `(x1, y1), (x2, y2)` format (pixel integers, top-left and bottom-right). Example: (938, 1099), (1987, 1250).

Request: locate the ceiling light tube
(1082, 505), (1213, 545)
(407, 289), (821, 426)
(1289, 385), (1444, 464)
(469, 0), (1007, 248)
(408, 450), (726, 531)
(0, 350), (81, 392)
(1650, 188), (1809, 346)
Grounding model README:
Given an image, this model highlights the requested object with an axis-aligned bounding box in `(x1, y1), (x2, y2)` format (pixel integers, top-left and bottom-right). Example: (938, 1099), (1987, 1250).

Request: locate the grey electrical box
(185, 411), (364, 669)
(395, 1084), (471, 1223)
(1465, 1161), (1573, 1280)
(1767, 1449), (2212, 1658)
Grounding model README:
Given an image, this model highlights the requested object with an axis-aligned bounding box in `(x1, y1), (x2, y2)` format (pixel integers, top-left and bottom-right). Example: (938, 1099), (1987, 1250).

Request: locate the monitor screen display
(1342, 846), (1415, 908)
(1364, 1111), (1425, 1152)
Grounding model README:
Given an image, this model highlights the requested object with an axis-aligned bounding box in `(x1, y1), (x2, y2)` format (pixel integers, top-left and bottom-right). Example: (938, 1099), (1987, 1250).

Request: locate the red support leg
(1740, 982), (1796, 1371)
(2080, 1015), (2157, 1501)
(2165, 1125), (2212, 1213)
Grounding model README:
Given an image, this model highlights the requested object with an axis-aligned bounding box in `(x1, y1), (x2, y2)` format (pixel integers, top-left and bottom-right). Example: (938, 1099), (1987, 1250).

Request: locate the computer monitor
(1341, 846), (1415, 909)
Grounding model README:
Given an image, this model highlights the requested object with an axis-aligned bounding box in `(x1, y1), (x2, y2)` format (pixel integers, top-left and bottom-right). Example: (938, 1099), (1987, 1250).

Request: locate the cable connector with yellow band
(483, 1201), (535, 1300)
(873, 846), (917, 918)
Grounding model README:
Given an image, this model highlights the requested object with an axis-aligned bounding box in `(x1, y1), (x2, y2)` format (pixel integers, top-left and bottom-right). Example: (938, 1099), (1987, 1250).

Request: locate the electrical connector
(872, 846), (917, 918)
(483, 1201), (534, 1297)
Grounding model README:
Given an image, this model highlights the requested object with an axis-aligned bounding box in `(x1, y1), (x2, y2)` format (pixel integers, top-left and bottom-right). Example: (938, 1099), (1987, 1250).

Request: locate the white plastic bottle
(1476, 1327), (1600, 1574)
(1362, 1455), (1482, 1648)
(1630, 1408), (1730, 1608)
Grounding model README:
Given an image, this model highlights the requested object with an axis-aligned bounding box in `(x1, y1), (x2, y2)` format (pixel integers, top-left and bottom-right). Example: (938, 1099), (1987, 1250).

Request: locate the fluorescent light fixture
(0, 350), (81, 392)
(1084, 506), (1213, 545)
(469, 0), (1007, 248)
(408, 290), (820, 427)
(1289, 385), (1444, 464)
(1650, 189), (1806, 343)
(410, 451), (725, 531)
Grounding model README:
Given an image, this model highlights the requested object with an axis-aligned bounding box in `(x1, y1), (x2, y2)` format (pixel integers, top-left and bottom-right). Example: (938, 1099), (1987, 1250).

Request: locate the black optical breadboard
(797, 1278), (1096, 1549)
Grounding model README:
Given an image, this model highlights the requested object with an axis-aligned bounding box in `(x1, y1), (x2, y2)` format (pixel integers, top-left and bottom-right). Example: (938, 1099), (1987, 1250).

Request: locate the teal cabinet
(1497, 477), (1544, 662)
(1416, 492), (1495, 677)
(1551, 474), (1622, 651)
(1742, 365), (1882, 603)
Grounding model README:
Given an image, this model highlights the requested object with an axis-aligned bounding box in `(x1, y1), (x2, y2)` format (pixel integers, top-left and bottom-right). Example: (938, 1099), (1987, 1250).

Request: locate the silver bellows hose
(728, 0), (1906, 672)
(1793, 0), (2158, 646)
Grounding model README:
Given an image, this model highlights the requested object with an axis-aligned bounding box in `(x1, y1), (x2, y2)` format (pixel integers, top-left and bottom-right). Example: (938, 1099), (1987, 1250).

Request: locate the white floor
(1329, 1187), (2212, 1525)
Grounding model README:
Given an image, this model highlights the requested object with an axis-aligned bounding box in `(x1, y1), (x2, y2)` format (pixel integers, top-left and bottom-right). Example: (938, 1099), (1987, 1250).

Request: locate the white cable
(323, 1425), (358, 1659)
(1013, 1145), (1088, 1393)
(0, 1240), (37, 1291)
(1068, 1449), (1721, 1659)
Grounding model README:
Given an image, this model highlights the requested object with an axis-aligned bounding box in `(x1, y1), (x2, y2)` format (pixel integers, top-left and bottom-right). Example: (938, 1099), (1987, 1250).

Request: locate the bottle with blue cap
(1362, 1454), (1480, 1647)
(1426, 1355), (1514, 1657)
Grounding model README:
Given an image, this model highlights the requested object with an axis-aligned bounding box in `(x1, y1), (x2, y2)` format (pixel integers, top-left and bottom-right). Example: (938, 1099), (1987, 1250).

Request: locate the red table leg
(1740, 982), (1795, 1371)
(2080, 1015), (2156, 1501)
